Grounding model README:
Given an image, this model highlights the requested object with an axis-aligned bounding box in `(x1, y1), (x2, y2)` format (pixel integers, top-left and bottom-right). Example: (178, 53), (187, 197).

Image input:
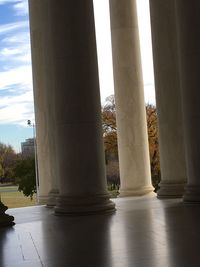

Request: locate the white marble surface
(29, 0), (56, 204)
(109, 0), (153, 196)
(149, 0), (187, 198)
(29, 0), (115, 214)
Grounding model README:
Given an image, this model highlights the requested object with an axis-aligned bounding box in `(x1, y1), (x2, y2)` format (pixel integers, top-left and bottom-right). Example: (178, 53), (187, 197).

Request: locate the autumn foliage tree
(102, 95), (161, 191)
(102, 95), (118, 158)
(102, 95), (119, 188)
(146, 104), (160, 190)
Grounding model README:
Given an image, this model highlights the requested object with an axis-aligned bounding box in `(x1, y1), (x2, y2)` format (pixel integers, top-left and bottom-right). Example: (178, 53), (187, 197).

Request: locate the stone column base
(0, 202), (15, 227)
(157, 182), (186, 199)
(183, 185), (200, 203)
(46, 189), (59, 208)
(54, 194), (115, 215)
(119, 186), (154, 197)
(38, 195), (49, 205)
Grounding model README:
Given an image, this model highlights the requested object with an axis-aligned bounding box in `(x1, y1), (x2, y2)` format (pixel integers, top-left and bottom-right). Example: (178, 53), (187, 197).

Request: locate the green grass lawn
(0, 186), (37, 208)
(0, 186), (18, 193)
(0, 185), (118, 209)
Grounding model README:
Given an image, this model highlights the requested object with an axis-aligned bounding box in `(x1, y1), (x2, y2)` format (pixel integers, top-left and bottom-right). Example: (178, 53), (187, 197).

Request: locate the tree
(102, 95), (118, 158)
(102, 96), (161, 191)
(146, 104), (161, 191)
(102, 95), (119, 189)
(106, 160), (120, 190)
(13, 157), (36, 200)
(0, 143), (17, 183)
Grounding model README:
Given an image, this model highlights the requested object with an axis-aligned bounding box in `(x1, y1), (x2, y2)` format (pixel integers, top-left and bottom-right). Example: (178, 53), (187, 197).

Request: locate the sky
(0, 0), (155, 152)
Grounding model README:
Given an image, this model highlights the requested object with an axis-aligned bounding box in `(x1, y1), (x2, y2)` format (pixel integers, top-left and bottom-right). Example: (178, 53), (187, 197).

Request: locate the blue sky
(0, 0), (33, 152)
(0, 0), (155, 152)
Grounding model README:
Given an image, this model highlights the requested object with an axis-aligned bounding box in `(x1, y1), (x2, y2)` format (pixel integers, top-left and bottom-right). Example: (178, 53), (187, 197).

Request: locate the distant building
(21, 138), (35, 157)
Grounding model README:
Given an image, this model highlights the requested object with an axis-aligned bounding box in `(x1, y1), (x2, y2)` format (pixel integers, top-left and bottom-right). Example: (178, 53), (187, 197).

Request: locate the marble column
(109, 0), (154, 196)
(28, 0), (59, 205)
(149, 0), (187, 198)
(43, 0), (115, 215)
(175, 0), (200, 202)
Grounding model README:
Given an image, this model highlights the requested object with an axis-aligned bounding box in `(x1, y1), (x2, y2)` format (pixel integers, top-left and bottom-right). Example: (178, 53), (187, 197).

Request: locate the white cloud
(0, 87), (34, 125)
(0, 65), (32, 89)
(13, 0), (28, 16)
(14, 53), (31, 63)
(1, 47), (21, 56)
(2, 32), (29, 44)
(0, 0), (32, 125)
(0, 29), (31, 65)
(0, 0), (18, 4)
(0, 103), (34, 125)
(0, 0), (28, 16)
(0, 21), (28, 35)
(0, 43), (31, 63)
(0, 90), (33, 107)
(0, 65), (34, 125)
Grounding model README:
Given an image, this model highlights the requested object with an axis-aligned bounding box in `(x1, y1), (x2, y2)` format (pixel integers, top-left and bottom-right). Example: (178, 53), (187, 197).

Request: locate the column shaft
(175, 0), (200, 202)
(109, 0), (154, 196)
(28, 0), (59, 205)
(149, 0), (187, 198)
(44, 0), (115, 214)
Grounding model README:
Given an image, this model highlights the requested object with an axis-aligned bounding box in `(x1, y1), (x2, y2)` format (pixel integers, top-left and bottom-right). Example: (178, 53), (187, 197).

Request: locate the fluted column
(175, 0), (200, 202)
(28, 0), (59, 205)
(149, 0), (187, 198)
(39, 0), (115, 215)
(109, 0), (154, 196)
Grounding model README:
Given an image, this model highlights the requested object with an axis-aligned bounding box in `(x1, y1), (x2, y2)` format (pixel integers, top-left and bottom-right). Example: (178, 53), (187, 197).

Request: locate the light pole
(27, 120), (39, 203)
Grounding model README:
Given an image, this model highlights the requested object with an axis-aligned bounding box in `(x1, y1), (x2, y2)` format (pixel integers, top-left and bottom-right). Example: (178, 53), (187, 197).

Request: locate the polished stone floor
(1, 196), (200, 267)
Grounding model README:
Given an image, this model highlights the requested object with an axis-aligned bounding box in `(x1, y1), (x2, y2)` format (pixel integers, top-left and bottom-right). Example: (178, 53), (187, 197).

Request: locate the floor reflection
(39, 213), (115, 266)
(163, 203), (200, 267)
(2, 197), (200, 267)
(0, 227), (20, 267)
